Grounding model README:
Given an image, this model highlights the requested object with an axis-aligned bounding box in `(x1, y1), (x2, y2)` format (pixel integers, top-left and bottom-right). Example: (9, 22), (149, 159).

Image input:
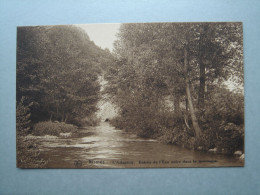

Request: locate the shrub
(17, 137), (47, 168)
(77, 115), (100, 127)
(32, 121), (78, 136)
(204, 87), (244, 126)
(16, 97), (32, 136)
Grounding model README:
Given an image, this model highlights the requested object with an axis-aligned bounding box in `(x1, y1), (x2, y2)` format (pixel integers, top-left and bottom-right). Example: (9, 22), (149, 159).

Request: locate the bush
(16, 96), (32, 136)
(77, 115), (100, 127)
(109, 86), (244, 155)
(17, 137), (47, 168)
(204, 87), (244, 125)
(193, 122), (244, 153)
(32, 121), (78, 136)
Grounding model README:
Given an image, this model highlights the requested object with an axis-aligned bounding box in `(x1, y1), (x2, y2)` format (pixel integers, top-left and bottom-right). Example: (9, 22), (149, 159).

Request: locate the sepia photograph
(16, 22), (244, 168)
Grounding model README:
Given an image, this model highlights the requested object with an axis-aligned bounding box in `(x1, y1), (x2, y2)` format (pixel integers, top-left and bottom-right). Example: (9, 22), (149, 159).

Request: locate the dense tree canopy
(17, 25), (114, 126)
(106, 22), (243, 151)
(16, 23), (244, 154)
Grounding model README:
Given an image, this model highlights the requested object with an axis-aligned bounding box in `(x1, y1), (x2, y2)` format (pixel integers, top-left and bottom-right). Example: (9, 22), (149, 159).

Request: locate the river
(37, 122), (243, 168)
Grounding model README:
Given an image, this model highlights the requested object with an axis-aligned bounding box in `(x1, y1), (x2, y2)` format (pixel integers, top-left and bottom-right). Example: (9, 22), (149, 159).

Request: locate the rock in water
(209, 148), (217, 152)
(234, 150), (243, 155)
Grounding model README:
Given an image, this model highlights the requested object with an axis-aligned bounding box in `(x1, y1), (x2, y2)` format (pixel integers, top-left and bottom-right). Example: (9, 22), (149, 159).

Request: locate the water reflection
(39, 122), (243, 168)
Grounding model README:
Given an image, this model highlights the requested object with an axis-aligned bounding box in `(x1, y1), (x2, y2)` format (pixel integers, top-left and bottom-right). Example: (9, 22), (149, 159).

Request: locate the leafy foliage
(16, 96), (31, 136)
(106, 22), (244, 153)
(17, 25), (113, 126)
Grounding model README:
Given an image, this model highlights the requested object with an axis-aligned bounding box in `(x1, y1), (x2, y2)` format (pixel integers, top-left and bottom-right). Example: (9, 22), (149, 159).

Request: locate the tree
(106, 22), (243, 140)
(17, 25), (110, 126)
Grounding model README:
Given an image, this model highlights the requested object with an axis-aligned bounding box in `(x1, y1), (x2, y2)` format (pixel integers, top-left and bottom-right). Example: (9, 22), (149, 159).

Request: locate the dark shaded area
(16, 25), (114, 126)
(16, 25), (115, 167)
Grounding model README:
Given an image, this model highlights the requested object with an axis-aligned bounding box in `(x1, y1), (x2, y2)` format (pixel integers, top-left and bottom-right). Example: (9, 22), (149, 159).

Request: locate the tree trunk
(64, 113), (68, 123)
(62, 110), (64, 122)
(56, 102), (59, 120)
(198, 62), (205, 110)
(184, 47), (202, 138)
(186, 98), (188, 112)
(174, 92), (180, 114)
(198, 25), (206, 111)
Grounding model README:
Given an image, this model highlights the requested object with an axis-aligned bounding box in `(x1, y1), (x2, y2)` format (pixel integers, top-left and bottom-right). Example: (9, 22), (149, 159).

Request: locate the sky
(75, 23), (121, 51)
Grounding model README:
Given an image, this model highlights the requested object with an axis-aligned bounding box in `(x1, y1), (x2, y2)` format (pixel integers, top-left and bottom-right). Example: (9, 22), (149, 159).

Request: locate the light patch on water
(60, 132), (72, 137)
(26, 134), (59, 139)
(35, 121), (243, 168)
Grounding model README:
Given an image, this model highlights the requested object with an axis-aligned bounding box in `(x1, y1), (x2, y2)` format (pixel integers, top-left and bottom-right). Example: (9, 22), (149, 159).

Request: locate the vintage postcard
(16, 22), (244, 168)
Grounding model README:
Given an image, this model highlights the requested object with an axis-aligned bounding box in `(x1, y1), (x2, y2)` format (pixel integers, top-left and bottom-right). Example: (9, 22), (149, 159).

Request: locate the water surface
(38, 122), (243, 168)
